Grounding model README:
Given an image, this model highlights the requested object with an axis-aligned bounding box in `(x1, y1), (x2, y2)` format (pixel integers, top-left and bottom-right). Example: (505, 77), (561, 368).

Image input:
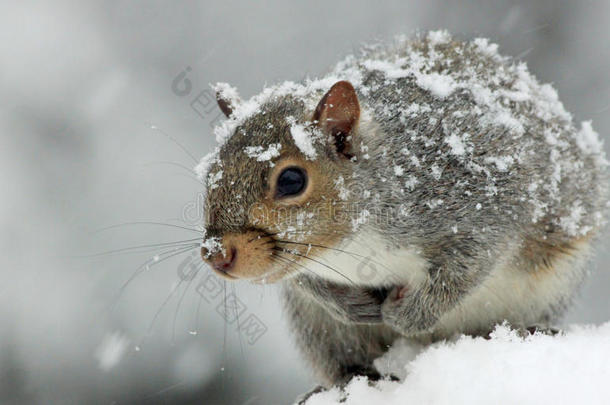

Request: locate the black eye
(276, 167), (307, 198)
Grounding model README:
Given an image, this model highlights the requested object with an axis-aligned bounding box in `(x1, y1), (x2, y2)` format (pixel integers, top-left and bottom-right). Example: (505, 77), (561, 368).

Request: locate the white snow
(575, 121), (606, 162)
(426, 199), (443, 209)
(404, 175), (418, 191)
(362, 59), (410, 80)
(484, 156), (515, 172)
(194, 148), (220, 181)
(244, 143), (282, 162)
(201, 235), (223, 257)
(194, 32), (607, 239)
(427, 30), (451, 46)
(94, 332), (130, 372)
(334, 176), (350, 200)
(211, 82), (241, 111)
(415, 72), (457, 99)
(472, 37), (500, 58)
(444, 133), (467, 156)
(288, 117), (318, 159)
(207, 169), (223, 190)
(305, 322), (610, 405)
(559, 200), (586, 236)
(430, 164), (442, 180)
(362, 57), (458, 100)
(491, 110), (525, 136)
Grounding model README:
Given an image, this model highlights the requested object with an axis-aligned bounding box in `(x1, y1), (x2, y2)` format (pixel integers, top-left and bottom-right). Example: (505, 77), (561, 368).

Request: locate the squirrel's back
(334, 31), (608, 249)
(279, 32), (609, 347)
(315, 31), (610, 335)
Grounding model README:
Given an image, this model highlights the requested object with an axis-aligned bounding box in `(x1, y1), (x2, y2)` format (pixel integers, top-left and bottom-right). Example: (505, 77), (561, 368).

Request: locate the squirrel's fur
(199, 32), (609, 386)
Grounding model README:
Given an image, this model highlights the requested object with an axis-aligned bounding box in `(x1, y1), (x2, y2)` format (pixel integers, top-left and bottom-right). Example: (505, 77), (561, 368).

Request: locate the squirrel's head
(200, 81), (368, 283)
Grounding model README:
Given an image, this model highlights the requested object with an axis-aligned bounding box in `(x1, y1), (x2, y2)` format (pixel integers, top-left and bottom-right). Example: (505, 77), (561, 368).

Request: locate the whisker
(191, 283), (205, 336)
(232, 283), (245, 358)
(146, 122), (199, 164)
(222, 279), (228, 389)
(94, 242), (200, 258)
(90, 221), (203, 235)
(271, 252), (319, 279)
(82, 238), (202, 257)
(143, 161), (203, 178)
(248, 252), (298, 283)
(111, 244), (200, 312)
(273, 247), (355, 285)
(146, 276), (187, 337)
(142, 161), (205, 186)
(172, 262), (206, 343)
(166, 172), (207, 186)
(274, 239), (401, 279)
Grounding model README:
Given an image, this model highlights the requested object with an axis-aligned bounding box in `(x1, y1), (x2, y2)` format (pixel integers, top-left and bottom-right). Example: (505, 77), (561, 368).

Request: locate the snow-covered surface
(305, 322), (610, 405)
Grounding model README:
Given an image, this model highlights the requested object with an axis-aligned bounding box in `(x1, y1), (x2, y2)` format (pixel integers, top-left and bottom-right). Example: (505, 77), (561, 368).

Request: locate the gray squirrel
(197, 31), (609, 388)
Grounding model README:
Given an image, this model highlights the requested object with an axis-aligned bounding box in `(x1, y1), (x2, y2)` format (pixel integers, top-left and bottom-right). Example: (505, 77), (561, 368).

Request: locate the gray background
(1, 1), (608, 404)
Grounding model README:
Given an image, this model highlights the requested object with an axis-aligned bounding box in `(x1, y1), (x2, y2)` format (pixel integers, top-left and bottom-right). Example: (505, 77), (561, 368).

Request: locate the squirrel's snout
(200, 231), (288, 282)
(211, 247), (237, 273)
(201, 244), (237, 277)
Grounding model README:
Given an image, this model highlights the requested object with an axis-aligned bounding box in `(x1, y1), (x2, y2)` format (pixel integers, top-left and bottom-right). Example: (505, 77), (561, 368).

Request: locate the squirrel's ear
(213, 82), (241, 118)
(313, 80), (360, 158)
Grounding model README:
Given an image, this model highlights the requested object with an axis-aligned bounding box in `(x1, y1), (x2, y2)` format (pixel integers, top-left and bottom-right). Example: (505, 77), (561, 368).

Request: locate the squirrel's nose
(204, 246), (237, 274)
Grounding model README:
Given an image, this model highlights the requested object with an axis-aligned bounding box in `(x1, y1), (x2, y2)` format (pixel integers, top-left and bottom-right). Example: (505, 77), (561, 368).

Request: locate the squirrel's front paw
(322, 285), (385, 324)
(381, 286), (437, 335)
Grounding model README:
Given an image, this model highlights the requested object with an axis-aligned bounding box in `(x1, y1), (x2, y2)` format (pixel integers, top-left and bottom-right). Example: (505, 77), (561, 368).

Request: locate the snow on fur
(244, 143), (282, 162)
(304, 322), (610, 405)
(212, 82), (241, 110)
(195, 30), (608, 235)
(288, 116), (318, 159)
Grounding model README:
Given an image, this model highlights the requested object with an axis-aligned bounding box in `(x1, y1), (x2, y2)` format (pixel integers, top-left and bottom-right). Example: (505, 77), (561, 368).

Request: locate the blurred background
(1, 1), (609, 404)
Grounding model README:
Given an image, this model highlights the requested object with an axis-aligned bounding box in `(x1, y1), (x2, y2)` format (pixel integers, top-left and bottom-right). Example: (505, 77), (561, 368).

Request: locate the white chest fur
(297, 231), (590, 337)
(303, 231), (429, 288)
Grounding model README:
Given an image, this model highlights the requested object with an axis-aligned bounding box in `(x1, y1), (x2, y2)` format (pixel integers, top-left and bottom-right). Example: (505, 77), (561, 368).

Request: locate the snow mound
(304, 322), (610, 405)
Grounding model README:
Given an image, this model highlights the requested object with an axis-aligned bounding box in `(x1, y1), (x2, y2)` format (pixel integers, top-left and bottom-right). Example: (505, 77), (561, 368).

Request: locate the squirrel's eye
(276, 167), (307, 198)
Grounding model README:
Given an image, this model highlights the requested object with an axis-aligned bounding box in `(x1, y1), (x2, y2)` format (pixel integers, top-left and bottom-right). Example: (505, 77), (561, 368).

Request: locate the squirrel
(196, 31), (609, 388)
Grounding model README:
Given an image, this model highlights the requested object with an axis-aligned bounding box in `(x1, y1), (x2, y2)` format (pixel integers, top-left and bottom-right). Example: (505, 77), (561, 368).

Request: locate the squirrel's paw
(381, 285), (437, 335)
(322, 285), (385, 324)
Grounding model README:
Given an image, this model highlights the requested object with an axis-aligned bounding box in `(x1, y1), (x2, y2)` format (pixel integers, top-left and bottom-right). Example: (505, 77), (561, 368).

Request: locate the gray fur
(203, 33), (609, 387)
